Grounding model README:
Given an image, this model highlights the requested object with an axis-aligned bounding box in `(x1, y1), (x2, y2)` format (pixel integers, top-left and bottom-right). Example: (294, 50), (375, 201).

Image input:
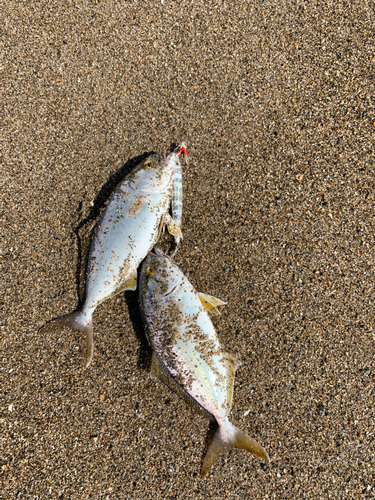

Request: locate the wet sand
(1, 1), (374, 498)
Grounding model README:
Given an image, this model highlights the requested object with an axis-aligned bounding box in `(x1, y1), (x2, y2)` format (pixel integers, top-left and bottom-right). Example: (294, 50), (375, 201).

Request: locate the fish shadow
(73, 151), (155, 309)
(201, 419), (218, 470)
(125, 290), (152, 372)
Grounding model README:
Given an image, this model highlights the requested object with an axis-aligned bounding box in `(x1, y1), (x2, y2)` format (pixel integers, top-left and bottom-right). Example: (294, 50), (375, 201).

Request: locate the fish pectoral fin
(109, 272), (138, 296)
(197, 292), (227, 315)
(150, 354), (213, 419)
(126, 195), (144, 219)
(167, 221), (183, 240)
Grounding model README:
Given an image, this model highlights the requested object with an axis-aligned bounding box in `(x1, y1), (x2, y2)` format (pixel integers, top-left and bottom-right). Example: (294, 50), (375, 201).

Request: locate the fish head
(134, 145), (187, 194)
(139, 249), (183, 303)
(131, 154), (170, 194)
(132, 154), (170, 193)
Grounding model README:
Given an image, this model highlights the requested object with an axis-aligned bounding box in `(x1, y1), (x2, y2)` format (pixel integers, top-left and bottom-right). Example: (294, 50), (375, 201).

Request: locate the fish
(138, 249), (269, 478)
(41, 144), (187, 366)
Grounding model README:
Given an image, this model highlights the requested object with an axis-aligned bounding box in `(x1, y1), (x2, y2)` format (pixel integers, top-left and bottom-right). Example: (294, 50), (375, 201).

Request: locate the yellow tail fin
(201, 420), (269, 478)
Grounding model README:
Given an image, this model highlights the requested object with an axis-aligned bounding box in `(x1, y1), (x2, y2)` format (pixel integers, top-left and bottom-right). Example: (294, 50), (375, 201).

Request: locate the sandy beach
(1, 1), (374, 498)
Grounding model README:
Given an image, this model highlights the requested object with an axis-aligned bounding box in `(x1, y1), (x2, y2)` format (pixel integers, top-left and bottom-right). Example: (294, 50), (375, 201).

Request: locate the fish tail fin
(40, 311), (93, 367)
(201, 420), (269, 478)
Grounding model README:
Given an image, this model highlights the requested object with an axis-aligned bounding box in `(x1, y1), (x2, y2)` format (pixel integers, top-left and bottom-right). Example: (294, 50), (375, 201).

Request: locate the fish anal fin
(80, 233), (92, 301)
(157, 213), (165, 240)
(225, 353), (241, 413)
(150, 354), (213, 420)
(150, 353), (165, 381)
(226, 352), (240, 372)
(198, 292), (226, 315)
(106, 272), (138, 299)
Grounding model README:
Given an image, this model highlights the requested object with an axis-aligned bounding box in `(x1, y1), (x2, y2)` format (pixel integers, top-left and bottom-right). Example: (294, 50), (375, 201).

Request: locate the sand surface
(1, 1), (375, 498)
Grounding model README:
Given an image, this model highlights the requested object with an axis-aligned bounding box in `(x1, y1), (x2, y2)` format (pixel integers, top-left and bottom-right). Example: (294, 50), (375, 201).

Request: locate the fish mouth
(164, 283), (180, 297)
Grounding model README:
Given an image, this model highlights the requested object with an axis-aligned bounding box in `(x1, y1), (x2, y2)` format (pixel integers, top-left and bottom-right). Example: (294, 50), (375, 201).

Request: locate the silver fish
(139, 250), (269, 478)
(42, 145), (187, 366)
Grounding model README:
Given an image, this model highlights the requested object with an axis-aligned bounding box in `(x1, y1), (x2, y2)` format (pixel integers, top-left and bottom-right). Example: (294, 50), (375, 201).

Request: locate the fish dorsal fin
(197, 292), (226, 315)
(225, 353), (241, 413)
(150, 354), (213, 420)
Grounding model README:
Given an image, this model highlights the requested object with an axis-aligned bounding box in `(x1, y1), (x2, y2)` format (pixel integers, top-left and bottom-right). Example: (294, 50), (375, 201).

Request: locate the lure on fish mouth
(170, 144), (185, 254)
(41, 144), (187, 366)
(138, 249), (269, 478)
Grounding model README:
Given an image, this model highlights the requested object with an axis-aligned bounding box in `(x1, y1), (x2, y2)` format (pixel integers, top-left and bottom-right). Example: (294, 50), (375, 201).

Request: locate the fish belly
(173, 329), (228, 419)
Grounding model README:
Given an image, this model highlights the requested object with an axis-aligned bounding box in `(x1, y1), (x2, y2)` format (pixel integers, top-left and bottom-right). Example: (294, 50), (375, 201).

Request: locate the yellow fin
(105, 272), (138, 299)
(157, 213), (165, 240)
(225, 353), (240, 413)
(198, 292), (226, 315)
(150, 353), (167, 381)
(119, 272), (138, 292)
(166, 218), (183, 240)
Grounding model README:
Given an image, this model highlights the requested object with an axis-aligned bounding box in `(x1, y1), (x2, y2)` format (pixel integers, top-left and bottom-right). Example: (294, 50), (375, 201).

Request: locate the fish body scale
(138, 225), (269, 477)
(40, 147), (187, 367)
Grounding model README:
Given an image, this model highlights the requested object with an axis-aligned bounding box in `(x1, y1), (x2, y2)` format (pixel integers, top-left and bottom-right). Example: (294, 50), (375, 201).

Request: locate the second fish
(139, 249), (269, 477)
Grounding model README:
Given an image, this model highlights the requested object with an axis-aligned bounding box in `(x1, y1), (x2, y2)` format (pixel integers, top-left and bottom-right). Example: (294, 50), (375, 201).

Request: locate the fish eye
(144, 159), (154, 170)
(147, 266), (155, 276)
